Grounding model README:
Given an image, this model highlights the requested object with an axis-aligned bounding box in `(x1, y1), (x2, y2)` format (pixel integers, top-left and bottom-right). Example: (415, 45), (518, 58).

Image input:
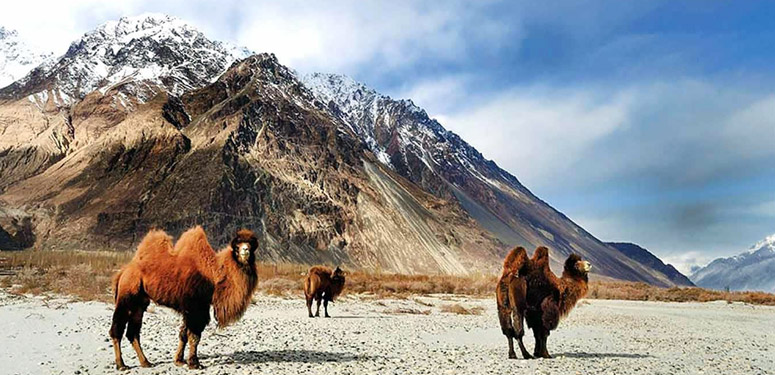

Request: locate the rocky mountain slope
(0, 27), (52, 88)
(607, 242), (694, 286)
(0, 15), (681, 283)
(302, 73), (676, 284)
(691, 234), (775, 292)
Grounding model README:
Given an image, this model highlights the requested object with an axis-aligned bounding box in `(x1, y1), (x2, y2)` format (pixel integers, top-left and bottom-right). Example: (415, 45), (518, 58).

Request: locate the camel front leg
(315, 298), (321, 317)
(187, 331), (203, 369)
(174, 323), (188, 367)
(323, 299), (330, 318)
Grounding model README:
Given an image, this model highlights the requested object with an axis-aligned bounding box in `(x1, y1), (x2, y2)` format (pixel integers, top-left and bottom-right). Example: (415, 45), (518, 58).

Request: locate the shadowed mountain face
(691, 234), (775, 293)
(0, 15), (679, 283)
(607, 242), (694, 286)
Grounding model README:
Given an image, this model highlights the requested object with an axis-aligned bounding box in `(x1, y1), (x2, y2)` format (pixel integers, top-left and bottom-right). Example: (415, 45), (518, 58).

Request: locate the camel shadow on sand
(554, 352), (653, 359)
(207, 349), (382, 364)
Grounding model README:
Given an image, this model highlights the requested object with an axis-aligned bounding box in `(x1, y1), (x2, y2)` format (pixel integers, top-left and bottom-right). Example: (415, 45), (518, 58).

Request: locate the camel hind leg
(109, 301), (130, 370)
(305, 294), (314, 318)
(110, 267), (142, 370)
(125, 294), (152, 368)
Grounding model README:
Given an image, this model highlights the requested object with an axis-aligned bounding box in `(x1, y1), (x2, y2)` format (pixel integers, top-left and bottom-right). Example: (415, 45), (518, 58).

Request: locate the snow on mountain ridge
(3, 13), (252, 107)
(0, 26), (53, 88)
(691, 232), (775, 292)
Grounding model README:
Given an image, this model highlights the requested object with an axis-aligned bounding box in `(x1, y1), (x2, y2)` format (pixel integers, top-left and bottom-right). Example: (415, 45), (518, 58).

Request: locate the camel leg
(126, 307), (153, 368)
(323, 299), (330, 318)
(315, 297), (321, 317)
(187, 330), (203, 369)
(185, 311), (209, 370)
(512, 309), (533, 359)
(109, 302), (130, 371)
(306, 295), (314, 318)
(497, 307), (517, 359)
(533, 327), (552, 359)
(174, 323), (188, 367)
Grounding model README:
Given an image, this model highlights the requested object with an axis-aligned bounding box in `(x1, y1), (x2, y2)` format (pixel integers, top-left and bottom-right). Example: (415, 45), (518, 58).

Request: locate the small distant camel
(304, 265), (346, 317)
(497, 246), (591, 359)
(109, 226), (258, 370)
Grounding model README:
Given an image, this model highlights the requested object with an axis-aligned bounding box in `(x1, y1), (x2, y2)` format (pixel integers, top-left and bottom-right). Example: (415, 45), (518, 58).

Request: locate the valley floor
(0, 292), (773, 375)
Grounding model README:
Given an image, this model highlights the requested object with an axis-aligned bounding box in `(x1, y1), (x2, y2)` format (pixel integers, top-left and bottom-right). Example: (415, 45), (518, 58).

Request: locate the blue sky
(2, 1), (773, 273)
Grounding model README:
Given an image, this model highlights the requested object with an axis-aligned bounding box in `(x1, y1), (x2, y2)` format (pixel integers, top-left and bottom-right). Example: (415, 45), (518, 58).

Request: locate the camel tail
(111, 268), (123, 304)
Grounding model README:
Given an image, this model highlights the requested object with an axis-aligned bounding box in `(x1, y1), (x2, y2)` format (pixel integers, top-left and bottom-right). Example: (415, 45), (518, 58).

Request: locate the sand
(1, 292), (773, 375)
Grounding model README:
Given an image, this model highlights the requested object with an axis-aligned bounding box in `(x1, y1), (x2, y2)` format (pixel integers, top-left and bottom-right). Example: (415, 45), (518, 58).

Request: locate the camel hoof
(140, 361), (154, 368)
(508, 353), (517, 359)
(116, 364), (129, 371)
(325, 315), (331, 318)
(174, 360), (186, 367)
(188, 362), (204, 370)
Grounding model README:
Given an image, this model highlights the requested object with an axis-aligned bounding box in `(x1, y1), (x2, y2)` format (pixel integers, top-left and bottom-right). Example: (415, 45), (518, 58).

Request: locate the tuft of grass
(384, 307), (431, 315)
(440, 303), (485, 315)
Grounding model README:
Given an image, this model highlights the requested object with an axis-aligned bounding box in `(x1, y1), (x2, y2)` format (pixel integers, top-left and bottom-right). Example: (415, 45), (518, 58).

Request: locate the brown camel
(497, 246), (591, 359)
(109, 226), (258, 370)
(304, 265), (345, 317)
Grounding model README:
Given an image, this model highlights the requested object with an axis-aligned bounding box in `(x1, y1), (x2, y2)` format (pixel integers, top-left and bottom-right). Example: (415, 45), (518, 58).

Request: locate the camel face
(576, 260), (591, 274)
(235, 242), (252, 264)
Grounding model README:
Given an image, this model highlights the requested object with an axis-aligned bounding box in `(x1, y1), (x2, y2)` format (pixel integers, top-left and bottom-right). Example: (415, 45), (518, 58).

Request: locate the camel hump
(502, 246), (528, 276)
(135, 229), (174, 259)
(308, 265), (333, 276)
(175, 226), (215, 256)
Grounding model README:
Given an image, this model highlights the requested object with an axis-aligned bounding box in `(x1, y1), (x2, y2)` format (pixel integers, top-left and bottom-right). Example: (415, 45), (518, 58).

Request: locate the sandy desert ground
(0, 291), (773, 375)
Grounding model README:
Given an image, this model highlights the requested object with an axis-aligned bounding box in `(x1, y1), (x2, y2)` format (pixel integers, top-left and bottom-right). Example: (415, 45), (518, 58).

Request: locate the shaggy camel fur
(496, 246), (531, 359)
(497, 246), (591, 359)
(524, 248), (591, 359)
(109, 226), (258, 370)
(304, 266), (345, 317)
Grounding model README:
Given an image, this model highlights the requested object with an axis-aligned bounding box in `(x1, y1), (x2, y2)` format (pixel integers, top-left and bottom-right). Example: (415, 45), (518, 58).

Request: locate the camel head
(564, 253), (591, 278)
(231, 229), (258, 265)
(331, 266), (346, 284)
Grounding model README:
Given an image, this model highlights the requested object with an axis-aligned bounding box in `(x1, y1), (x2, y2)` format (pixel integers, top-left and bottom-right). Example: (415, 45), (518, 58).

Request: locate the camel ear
(230, 235), (239, 252)
(249, 235), (258, 253)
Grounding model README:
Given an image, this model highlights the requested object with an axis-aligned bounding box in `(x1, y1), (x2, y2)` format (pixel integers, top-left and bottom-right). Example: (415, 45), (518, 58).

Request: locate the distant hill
(607, 242), (694, 286)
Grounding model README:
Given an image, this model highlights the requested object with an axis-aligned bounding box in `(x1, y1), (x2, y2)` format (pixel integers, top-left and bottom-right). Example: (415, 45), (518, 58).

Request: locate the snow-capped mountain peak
(1, 14), (252, 106)
(0, 26), (53, 88)
(691, 232), (775, 292)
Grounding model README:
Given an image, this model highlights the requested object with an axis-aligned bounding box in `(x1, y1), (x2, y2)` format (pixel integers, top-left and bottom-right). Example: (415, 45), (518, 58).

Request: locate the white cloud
(437, 86), (632, 189)
(661, 251), (713, 276)
(0, 0), (514, 75)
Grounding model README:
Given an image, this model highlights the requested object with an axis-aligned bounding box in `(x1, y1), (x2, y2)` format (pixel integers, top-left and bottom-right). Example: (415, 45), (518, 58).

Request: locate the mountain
(0, 27), (52, 88)
(301, 73), (676, 284)
(607, 242), (694, 286)
(0, 14), (251, 106)
(0, 14), (251, 191)
(691, 234), (775, 292)
(0, 15), (680, 283)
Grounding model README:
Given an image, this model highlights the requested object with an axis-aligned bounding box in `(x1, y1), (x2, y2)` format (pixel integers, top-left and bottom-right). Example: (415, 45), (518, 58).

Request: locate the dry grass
(440, 303), (485, 315)
(384, 307), (431, 315)
(588, 281), (775, 305)
(2, 250), (775, 306)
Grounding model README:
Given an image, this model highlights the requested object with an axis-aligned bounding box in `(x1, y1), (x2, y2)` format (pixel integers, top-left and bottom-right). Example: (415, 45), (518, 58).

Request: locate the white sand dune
(1, 292), (773, 374)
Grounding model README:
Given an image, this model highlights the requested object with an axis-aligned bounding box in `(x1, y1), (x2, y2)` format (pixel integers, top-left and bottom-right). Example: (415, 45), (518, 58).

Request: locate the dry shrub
(441, 303), (485, 315)
(384, 307), (431, 315)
